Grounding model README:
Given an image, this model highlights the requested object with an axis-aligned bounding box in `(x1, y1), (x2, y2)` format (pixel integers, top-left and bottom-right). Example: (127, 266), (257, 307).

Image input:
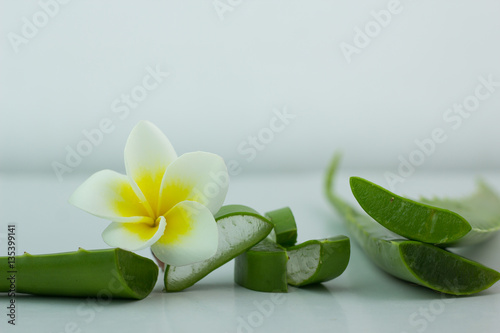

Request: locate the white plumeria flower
(69, 121), (229, 266)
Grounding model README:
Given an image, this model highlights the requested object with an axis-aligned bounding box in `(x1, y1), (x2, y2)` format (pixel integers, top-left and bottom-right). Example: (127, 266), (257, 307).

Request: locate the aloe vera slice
(325, 154), (500, 295)
(164, 205), (274, 292)
(236, 206), (350, 291)
(350, 176), (500, 246)
(287, 236), (350, 287)
(234, 238), (288, 292)
(0, 248), (158, 299)
(265, 207), (298, 247)
(350, 177), (469, 245)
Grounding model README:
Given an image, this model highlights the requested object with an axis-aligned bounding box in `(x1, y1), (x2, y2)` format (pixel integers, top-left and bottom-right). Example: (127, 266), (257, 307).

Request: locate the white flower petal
(102, 217), (167, 251)
(158, 152), (229, 215)
(69, 170), (152, 223)
(151, 201), (218, 266)
(124, 120), (177, 215)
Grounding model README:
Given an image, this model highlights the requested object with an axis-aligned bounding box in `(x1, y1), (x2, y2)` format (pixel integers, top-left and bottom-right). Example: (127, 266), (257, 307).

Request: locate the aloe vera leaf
(164, 205), (274, 292)
(0, 248), (158, 300)
(349, 177), (470, 245)
(287, 236), (350, 287)
(325, 154), (500, 295)
(265, 207), (298, 247)
(350, 176), (500, 246)
(234, 238), (288, 292)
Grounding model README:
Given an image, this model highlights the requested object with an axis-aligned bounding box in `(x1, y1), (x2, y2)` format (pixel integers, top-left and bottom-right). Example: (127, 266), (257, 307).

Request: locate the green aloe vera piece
(236, 206), (350, 291)
(325, 154), (500, 295)
(234, 238), (288, 292)
(350, 176), (500, 246)
(0, 248), (158, 299)
(164, 205), (274, 292)
(265, 207), (298, 247)
(287, 236), (350, 287)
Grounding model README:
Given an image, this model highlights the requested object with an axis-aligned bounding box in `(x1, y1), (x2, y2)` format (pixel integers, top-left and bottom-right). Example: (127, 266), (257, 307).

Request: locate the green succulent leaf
(0, 248), (158, 300)
(324, 153), (500, 295)
(350, 176), (500, 246)
(164, 205), (274, 292)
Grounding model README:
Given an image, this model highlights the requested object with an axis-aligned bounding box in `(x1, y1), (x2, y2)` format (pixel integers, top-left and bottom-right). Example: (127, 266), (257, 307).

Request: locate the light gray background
(1, 0), (500, 177)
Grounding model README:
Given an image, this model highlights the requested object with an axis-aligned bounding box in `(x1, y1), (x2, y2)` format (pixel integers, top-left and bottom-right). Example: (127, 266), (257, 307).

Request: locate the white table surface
(1, 169), (499, 333)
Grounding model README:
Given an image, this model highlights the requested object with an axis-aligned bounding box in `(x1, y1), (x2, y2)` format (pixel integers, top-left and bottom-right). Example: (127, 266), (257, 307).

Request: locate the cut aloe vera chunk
(0, 248), (158, 299)
(164, 205), (274, 292)
(234, 238), (288, 292)
(350, 176), (500, 246)
(287, 236), (350, 287)
(325, 154), (500, 295)
(236, 206), (350, 291)
(265, 207), (298, 247)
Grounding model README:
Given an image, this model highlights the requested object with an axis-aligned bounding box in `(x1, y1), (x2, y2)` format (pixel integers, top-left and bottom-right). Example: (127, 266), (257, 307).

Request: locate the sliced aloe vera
(234, 238), (288, 292)
(325, 154), (500, 295)
(236, 206), (350, 291)
(350, 176), (500, 246)
(287, 236), (350, 287)
(265, 207), (298, 247)
(0, 248), (158, 299)
(164, 205), (274, 292)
